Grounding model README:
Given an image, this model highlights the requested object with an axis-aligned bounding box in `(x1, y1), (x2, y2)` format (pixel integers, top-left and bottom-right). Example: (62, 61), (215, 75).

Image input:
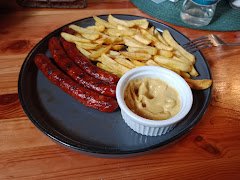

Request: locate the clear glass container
(180, 0), (219, 27)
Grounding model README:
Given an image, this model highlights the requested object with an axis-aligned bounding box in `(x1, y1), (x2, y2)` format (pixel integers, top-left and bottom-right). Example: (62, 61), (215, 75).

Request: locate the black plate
(18, 15), (212, 157)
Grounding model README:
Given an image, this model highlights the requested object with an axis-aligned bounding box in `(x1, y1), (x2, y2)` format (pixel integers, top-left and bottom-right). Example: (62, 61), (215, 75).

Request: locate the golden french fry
(180, 72), (191, 78)
(162, 30), (195, 63)
(129, 59), (146, 66)
(172, 56), (192, 66)
(95, 36), (114, 45)
(184, 78), (212, 90)
(121, 52), (152, 61)
(153, 41), (173, 51)
(133, 33), (151, 45)
(148, 26), (154, 35)
(108, 50), (121, 56)
(123, 37), (146, 48)
(108, 15), (149, 29)
(172, 54), (193, 65)
(93, 16), (116, 29)
(69, 24), (99, 35)
(140, 29), (173, 51)
(111, 44), (125, 51)
(87, 25), (105, 32)
(100, 54), (130, 75)
(146, 59), (159, 66)
(115, 56), (136, 69)
(154, 29), (168, 45)
(117, 25), (138, 35)
(90, 45), (112, 60)
(75, 42), (100, 50)
(189, 66), (199, 77)
(127, 46), (157, 55)
(77, 47), (91, 58)
(130, 19), (149, 29)
(61, 32), (90, 43)
(106, 28), (135, 37)
(159, 49), (174, 58)
(108, 14), (135, 27)
(154, 55), (191, 72)
(97, 62), (121, 77)
(81, 33), (100, 40)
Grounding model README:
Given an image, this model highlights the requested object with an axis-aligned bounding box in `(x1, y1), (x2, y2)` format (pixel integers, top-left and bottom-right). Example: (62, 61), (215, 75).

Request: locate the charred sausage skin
(34, 54), (118, 112)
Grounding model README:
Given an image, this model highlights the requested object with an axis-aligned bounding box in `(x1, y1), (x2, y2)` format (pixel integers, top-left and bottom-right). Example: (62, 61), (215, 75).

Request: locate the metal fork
(183, 34), (240, 53)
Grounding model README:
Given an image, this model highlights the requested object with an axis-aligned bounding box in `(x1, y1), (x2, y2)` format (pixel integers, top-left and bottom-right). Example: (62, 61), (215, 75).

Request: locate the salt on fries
(61, 15), (212, 90)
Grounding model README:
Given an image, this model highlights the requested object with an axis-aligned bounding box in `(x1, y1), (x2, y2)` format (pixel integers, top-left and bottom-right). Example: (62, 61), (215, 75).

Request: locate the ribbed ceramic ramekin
(116, 66), (193, 136)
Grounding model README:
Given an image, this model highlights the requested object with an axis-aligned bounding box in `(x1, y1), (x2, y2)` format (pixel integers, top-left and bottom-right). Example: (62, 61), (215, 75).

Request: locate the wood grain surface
(0, 0), (240, 179)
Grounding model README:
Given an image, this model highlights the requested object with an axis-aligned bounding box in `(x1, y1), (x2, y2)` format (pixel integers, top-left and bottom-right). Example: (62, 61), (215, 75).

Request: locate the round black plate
(18, 15), (212, 157)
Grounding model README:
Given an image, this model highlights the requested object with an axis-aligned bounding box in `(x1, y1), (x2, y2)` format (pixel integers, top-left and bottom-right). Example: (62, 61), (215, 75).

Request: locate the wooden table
(1, 1), (240, 179)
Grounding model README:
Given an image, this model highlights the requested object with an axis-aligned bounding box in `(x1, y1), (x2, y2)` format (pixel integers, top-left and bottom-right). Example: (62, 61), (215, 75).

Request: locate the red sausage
(34, 54), (118, 112)
(60, 38), (119, 84)
(48, 37), (116, 97)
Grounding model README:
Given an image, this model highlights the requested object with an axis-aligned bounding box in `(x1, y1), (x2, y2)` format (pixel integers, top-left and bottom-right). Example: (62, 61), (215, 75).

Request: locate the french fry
(106, 28), (135, 37)
(121, 52), (151, 61)
(75, 42), (100, 50)
(97, 62), (121, 77)
(61, 32), (90, 43)
(146, 59), (159, 66)
(162, 30), (195, 63)
(180, 72), (191, 78)
(173, 54), (192, 65)
(159, 49), (173, 58)
(108, 14), (135, 27)
(154, 29), (168, 45)
(109, 50), (120, 56)
(115, 56), (136, 69)
(148, 26), (154, 35)
(87, 25), (105, 32)
(111, 44), (125, 51)
(172, 56), (192, 66)
(140, 29), (173, 51)
(69, 24), (99, 35)
(184, 78), (212, 90)
(133, 33), (151, 45)
(189, 66), (199, 77)
(117, 25), (138, 35)
(154, 55), (191, 72)
(108, 15), (149, 29)
(130, 19), (149, 29)
(93, 16), (116, 29)
(123, 37), (146, 48)
(81, 33), (100, 40)
(127, 46), (157, 55)
(130, 59), (146, 67)
(90, 45), (112, 60)
(100, 54), (130, 76)
(77, 47), (91, 58)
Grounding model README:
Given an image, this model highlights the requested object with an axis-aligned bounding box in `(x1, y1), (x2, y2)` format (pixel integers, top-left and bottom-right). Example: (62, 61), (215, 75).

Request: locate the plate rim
(18, 14), (212, 156)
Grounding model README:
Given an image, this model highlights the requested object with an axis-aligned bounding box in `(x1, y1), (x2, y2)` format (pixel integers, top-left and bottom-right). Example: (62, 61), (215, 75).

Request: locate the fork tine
(185, 44), (213, 53)
(184, 40), (212, 51)
(183, 36), (213, 53)
(183, 36), (208, 47)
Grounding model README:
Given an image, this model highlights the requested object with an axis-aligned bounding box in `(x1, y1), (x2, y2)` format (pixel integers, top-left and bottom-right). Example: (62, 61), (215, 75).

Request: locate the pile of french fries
(61, 15), (212, 90)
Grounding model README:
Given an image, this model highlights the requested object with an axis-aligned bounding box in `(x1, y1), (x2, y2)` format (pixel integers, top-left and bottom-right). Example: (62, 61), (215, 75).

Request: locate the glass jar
(180, 0), (219, 27)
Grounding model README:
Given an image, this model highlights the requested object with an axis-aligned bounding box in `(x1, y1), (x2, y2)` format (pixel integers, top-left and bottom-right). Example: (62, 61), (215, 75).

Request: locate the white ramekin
(116, 66), (193, 136)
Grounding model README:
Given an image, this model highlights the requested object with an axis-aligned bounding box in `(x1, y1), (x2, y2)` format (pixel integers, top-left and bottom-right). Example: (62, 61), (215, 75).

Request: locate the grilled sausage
(48, 37), (116, 97)
(34, 54), (118, 112)
(60, 38), (119, 84)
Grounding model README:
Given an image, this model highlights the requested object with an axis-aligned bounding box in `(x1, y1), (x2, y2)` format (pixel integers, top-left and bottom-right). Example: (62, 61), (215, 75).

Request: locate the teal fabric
(130, 0), (240, 31)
